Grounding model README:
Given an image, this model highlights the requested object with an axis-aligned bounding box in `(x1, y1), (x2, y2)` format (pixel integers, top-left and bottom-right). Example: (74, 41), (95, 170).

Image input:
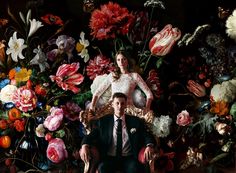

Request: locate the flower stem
(143, 54), (152, 72)
(141, 7), (154, 55)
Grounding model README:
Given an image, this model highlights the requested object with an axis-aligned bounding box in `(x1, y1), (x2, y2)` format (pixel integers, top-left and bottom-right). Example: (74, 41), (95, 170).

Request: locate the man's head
(112, 92), (127, 118)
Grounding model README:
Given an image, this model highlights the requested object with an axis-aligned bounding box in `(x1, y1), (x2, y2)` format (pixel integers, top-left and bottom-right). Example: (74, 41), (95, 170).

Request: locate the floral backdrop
(0, 0), (236, 172)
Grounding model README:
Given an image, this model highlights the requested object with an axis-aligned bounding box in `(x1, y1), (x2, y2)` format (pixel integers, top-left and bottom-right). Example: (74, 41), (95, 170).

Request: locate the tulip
(149, 24), (181, 56)
(187, 80), (206, 97)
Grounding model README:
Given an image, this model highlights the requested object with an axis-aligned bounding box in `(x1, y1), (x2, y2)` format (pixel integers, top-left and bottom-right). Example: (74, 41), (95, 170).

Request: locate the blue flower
(0, 79), (10, 89)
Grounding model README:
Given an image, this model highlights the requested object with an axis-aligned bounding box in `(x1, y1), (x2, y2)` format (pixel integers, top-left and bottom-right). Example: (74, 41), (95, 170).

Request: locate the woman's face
(116, 53), (128, 69)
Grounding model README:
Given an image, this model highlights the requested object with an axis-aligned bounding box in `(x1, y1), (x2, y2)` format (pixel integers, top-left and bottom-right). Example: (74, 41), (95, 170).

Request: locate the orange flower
(8, 68), (16, 80)
(8, 108), (21, 121)
(14, 119), (25, 132)
(0, 120), (7, 129)
(210, 101), (229, 116)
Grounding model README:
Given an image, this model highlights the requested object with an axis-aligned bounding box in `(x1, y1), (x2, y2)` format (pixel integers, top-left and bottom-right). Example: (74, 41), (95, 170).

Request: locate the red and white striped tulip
(149, 24), (181, 56)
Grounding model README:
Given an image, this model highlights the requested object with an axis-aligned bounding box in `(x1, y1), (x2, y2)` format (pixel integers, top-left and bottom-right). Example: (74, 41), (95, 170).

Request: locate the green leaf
(209, 153), (229, 164)
(55, 129), (65, 138)
(156, 58), (163, 69)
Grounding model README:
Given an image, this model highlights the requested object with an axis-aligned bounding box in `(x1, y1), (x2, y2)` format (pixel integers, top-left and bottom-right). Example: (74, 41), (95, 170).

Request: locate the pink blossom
(44, 107), (64, 131)
(50, 63), (84, 93)
(12, 86), (37, 112)
(176, 110), (192, 126)
(149, 24), (181, 56)
(46, 138), (68, 163)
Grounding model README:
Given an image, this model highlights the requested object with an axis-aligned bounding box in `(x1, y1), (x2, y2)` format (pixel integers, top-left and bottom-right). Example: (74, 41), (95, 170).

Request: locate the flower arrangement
(0, 1), (236, 172)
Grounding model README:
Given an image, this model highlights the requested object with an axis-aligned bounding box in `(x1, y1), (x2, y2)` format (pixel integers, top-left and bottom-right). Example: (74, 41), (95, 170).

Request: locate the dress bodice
(93, 72), (153, 106)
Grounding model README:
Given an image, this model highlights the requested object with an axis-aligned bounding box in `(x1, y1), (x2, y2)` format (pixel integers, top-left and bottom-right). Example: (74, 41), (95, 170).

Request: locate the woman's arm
(134, 73), (154, 110)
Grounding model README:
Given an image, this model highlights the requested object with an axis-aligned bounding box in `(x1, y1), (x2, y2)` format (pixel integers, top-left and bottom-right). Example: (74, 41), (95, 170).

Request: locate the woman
(90, 50), (153, 112)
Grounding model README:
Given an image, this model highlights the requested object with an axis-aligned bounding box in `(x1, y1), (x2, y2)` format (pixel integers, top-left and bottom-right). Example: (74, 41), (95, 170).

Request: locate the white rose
(0, 84), (17, 103)
(210, 78), (236, 103)
(91, 74), (111, 107)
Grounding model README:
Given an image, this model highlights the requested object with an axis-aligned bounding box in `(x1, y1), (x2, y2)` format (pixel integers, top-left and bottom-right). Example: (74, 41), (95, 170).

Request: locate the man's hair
(112, 92), (127, 101)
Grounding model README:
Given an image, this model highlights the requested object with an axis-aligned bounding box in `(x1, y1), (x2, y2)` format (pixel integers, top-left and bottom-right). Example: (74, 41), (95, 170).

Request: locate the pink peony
(149, 24), (181, 56)
(12, 86), (37, 112)
(176, 110), (192, 126)
(46, 138), (68, 163)
(50, 63), (84, 94)
(44, 107), (64, 131)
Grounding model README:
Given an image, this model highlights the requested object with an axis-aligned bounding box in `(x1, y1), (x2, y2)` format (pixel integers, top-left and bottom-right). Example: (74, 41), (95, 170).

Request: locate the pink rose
(44, 107), (63, 131)
(176, 110), (192, 126)
(46, 138), (68, 163)
(12, 86), (37, 112)
(149, 24), (181, 56)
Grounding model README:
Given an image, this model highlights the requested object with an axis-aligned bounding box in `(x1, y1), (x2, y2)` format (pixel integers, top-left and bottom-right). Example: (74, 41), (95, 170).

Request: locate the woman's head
(115, 50), (130, 70)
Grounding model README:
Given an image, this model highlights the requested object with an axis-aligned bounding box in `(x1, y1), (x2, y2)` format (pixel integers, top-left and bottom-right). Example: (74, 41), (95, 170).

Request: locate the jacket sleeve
(139, 118), (156, 146)
(81, 120), (100, 146)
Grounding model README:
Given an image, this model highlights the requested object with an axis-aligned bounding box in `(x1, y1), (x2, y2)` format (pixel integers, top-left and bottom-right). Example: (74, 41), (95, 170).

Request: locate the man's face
(112, 97), (127, 118)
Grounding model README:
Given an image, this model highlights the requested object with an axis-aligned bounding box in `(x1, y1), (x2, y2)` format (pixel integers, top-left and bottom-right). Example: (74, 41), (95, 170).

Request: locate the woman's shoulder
(129, 72), (142, 79)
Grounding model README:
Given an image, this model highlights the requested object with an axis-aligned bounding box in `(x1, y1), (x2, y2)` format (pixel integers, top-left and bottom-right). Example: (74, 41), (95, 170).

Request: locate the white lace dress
(93, 72), (153, 107)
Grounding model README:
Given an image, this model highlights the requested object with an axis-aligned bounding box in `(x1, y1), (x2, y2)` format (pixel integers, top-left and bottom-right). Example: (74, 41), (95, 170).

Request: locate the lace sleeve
(133, 73), (154, 100)
(93, 73), (112, 99)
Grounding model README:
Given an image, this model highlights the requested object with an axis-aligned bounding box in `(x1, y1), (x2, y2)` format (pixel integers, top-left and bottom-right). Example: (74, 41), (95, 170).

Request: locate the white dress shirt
(107, 115), (132, 156)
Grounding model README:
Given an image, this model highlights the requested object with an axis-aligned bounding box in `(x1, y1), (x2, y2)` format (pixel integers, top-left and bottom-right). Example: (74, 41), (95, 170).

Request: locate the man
(80, 92), (156, 173)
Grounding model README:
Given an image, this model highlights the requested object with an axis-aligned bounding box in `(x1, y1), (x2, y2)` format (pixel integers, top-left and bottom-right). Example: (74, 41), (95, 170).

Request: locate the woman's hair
(113, 50), (131, 81)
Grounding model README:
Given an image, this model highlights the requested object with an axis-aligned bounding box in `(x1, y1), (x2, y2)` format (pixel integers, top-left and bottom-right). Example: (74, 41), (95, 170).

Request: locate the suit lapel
(125, 115), (132, 140)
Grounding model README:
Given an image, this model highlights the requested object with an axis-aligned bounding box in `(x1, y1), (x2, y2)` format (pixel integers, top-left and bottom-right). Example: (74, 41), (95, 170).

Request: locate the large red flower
(89, 2), (134, 40)
(86, 55), (115, 80)
(50, 63), (84, 93)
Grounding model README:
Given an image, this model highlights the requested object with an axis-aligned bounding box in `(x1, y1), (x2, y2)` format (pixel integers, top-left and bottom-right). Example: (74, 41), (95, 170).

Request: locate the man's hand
(144, 146), (155, 161)
(80, 144), (91, 163)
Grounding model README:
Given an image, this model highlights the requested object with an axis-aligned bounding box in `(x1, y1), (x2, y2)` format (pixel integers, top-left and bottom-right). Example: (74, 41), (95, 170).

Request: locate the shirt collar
(114, 114), (125, 122)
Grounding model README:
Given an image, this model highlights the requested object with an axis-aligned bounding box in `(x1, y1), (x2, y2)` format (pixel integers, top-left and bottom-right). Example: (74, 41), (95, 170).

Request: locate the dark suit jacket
(81, 114), (156, 159)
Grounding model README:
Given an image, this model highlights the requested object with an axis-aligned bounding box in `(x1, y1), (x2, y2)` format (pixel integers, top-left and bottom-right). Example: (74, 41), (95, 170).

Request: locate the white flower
(130, 128), (136, 134)
(35, 124), (46, 137)
(90, 74), (111, 107)
(6, 32), (27, 62)
(152, 115), (172, 137)
(132, 89), (146, 108)
(30, 46), (49, 72)
(0, 84), (17, 103)
(226, 9), (236, 41)
(210, 78), (236, 103)
(77, 31), (90, 62)
(28, 19), (43, 37)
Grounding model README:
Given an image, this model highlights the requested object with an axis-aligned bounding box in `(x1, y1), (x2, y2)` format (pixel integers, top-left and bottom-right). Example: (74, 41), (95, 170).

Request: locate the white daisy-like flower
(152, 115), (172, 137)
(6, 32), (27, 62)
(76, 31), (90, 62)
(28, 19), (43, 37)
(226, 9), (236, 41)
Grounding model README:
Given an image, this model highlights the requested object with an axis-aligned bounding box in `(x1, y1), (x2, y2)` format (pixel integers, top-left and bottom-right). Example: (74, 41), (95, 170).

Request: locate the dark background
(1, 0), (235, 32)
